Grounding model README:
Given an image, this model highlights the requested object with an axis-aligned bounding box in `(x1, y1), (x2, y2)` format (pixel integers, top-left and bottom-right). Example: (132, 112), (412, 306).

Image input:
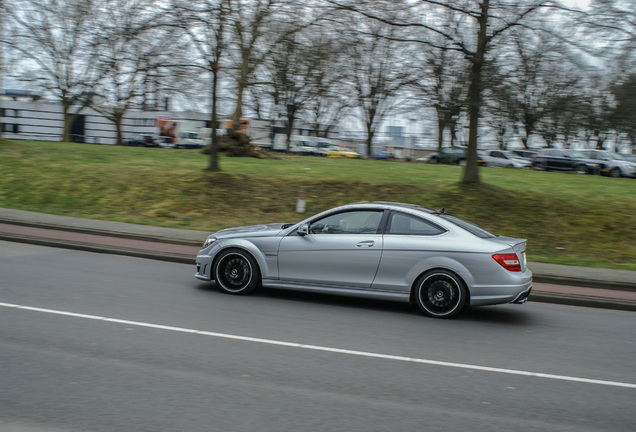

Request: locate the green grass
(1, 139), (635, 270)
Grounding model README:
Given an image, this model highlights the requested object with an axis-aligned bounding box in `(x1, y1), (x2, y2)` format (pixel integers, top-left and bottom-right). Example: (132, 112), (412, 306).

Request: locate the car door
(277, 210), (384, 288)
(371, 211), (448, 293)
(491, 151), (505, 167)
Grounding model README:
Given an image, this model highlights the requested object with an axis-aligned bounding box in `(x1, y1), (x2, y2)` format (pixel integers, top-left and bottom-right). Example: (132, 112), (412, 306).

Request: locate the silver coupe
(195, 202), (532, 318)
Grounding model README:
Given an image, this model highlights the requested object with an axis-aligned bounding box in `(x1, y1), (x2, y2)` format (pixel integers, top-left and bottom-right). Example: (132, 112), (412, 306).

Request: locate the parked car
(325, 147), (361, 158)
(510, 149), (538, 161)
(195, 202), (532, 318)
(622, 154), (636, 163)
(481, 150), (532, 168)
(426, 146), (466, 165)
(374, 151), (396, 160)
(156, 136), (174, 148)
(532, 149), (600, 174)
(578, 150), (636, 178)
(425, 146), (485, 166)
(126, 135), (158, 147)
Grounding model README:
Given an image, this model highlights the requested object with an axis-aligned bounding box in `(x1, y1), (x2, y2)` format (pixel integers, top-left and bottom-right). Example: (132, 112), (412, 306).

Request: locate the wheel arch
(408, 265), (472, 305)
(211, 241), (269, 280)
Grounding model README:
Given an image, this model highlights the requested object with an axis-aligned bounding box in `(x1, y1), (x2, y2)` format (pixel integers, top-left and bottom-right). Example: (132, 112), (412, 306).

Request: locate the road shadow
(194, 281), (532, 324)
(456, 305), (534, 325)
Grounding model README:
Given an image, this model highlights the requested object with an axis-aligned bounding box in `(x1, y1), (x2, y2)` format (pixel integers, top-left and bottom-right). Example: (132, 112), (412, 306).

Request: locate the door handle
(356, 240), (375, 248)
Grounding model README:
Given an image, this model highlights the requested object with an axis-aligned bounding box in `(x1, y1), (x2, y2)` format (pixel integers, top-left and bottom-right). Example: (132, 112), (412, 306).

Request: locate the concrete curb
(0, 233), (195, 264)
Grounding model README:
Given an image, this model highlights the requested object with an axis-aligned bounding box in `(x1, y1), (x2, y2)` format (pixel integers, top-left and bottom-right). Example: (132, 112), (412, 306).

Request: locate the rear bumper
(469, 276), (533, 307)
(511, 286), (532, 304)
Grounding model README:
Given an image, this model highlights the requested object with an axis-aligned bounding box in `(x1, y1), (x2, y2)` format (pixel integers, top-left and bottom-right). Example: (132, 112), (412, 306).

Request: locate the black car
(532, 149), (600, 174)
(427, 146), (484, 165)
(126, 135), (158, 147)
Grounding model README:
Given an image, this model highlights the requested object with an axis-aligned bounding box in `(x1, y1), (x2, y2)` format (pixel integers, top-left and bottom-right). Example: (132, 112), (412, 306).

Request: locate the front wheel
(414, 271), (466, 318)
(214, 249), (260, 295)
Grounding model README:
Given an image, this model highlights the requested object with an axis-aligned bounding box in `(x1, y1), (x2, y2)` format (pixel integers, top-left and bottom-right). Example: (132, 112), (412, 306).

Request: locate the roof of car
(349, 201), (436, 214)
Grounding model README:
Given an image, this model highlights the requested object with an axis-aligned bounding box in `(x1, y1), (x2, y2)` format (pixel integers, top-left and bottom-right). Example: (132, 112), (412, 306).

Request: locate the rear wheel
(414, 270), (466, 318)
(610, 167), (621, 178)
(214, 249), (260, 295)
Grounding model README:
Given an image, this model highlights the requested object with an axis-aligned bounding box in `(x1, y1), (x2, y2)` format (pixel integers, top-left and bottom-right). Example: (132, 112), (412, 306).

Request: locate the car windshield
(437, 214), (497, 238)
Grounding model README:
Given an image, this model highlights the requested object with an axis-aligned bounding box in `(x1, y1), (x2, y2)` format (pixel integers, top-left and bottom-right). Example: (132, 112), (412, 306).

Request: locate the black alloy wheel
(414, 270), (466, 318)
(214, 249), (260, 295)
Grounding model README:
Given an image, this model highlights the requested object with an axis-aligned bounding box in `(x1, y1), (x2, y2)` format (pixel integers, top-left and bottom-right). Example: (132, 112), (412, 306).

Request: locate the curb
(0, 233), (195, 265)
(529, 292), (636, 312)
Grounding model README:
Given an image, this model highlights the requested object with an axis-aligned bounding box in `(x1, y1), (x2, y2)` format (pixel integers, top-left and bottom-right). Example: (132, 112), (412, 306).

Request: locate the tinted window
(309, 210), (383, 235)
(387, 212), (445, 236)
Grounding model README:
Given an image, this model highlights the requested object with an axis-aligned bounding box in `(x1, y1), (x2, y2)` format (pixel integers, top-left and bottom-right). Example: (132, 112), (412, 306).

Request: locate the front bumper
(195, 251), (215, 282)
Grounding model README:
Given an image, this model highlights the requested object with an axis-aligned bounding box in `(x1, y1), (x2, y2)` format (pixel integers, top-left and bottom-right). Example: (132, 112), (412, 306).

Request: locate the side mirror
(297, 224), (309, 236)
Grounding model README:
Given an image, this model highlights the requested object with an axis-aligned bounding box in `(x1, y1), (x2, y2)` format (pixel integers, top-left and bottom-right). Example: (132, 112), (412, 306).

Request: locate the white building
(1, 94), (209, 145)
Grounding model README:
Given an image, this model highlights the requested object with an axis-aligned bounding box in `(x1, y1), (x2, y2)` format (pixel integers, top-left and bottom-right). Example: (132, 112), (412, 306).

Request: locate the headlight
(202, 237), (217, 248)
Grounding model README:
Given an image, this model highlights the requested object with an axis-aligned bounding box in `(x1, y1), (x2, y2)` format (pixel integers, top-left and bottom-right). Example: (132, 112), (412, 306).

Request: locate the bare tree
(409, 38), (469, 151)
(226, 0), (317, 130)
(610, 73), (636, 152)
(265, 28), (344, 151)
(3, 0), (102, 142)
(171, 0), (231, 172)
(325, 0), (578, 183)
(487, 29), (584, 149)
(340, 21), (413, 157)
(89, 0), (180, 146)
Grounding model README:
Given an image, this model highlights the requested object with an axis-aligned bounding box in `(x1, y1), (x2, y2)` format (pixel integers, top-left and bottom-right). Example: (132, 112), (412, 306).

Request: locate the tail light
(492, 253), (522, 271)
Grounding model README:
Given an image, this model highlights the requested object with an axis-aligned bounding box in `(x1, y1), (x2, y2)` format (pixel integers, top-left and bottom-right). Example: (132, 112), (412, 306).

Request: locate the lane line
(2, 301), (635, 389)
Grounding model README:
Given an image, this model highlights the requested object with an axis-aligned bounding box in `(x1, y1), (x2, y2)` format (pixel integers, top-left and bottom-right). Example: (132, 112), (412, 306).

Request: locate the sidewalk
(1, 207), (635, 312)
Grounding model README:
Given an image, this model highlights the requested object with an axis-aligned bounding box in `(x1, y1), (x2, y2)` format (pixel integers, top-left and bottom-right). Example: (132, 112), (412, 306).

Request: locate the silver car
(481, 150), (532, 169)
(195, 202), (532, 318)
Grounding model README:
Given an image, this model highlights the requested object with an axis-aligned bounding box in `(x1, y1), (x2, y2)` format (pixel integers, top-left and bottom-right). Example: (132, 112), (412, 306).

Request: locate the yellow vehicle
(325, 147), (361, 158)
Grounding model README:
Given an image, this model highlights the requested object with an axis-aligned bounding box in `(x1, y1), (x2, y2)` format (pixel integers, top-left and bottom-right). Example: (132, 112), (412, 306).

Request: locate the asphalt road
(1, 241), (635, 432)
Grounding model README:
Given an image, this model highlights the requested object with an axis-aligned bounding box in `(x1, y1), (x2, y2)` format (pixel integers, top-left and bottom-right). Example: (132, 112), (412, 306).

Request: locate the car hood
(213, 223), (291, 239)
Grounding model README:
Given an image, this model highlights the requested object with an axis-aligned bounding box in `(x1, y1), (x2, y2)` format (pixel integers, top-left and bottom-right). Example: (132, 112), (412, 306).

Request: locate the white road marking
(2, 301), (635, 390)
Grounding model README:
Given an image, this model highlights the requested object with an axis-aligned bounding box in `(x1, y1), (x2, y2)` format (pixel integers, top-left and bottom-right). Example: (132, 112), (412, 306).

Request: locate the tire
(413, 270), (466, 318)
(609, 167), (621, 178)
(214, 249), (260, 295)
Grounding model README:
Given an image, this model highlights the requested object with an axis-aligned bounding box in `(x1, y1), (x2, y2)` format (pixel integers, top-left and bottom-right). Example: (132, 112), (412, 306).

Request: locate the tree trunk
(62, 104), (73, 142)
(208, 66), (221, 172)
(115, 114), (124, 146)
(366, 123), (375, 158)
(285, 110), (296, 153)
(437, 115), (445, 151)
(461, 0), (490, 185)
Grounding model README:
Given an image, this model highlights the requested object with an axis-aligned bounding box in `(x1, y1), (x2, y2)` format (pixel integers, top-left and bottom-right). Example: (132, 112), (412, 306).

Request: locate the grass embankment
(1, 139), (635, 270)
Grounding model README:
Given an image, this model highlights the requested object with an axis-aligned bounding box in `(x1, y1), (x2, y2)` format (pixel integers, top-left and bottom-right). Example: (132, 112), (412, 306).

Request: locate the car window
(309, 210), (383, 235)
(387, 212), (446, 236)
(437, 214), (496, 238)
